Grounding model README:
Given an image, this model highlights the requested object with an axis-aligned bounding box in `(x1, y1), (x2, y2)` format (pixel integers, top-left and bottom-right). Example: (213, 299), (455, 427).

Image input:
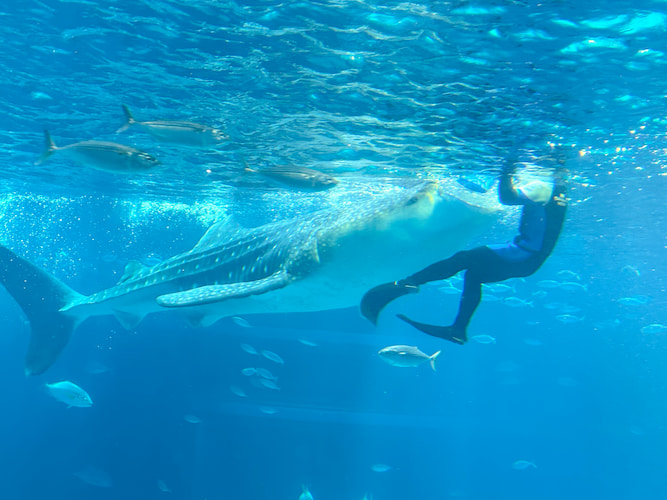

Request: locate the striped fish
(36, 130), (160, 173)
(117, 104), (228, 147)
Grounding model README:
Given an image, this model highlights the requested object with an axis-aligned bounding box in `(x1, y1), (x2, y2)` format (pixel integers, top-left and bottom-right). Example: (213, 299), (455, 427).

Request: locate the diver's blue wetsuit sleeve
(498, 161), (526, 206)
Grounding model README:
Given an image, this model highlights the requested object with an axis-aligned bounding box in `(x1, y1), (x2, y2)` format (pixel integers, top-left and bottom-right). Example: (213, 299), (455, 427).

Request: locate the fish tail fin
(430, 350), (441, 371)
(117, 104), (136, 133)
(0, 245), (85, 375)
(241, 158), (255, 173)
(36, 130), (57, 165)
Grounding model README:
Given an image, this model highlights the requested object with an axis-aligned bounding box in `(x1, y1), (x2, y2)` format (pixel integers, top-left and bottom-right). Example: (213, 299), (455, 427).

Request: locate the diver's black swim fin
(396, 314), (467, 345)
(360, 281), (418, 325)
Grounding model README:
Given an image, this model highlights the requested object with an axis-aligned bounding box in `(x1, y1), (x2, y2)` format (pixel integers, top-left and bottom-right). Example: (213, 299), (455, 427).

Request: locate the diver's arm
(498, 159), (525, 206)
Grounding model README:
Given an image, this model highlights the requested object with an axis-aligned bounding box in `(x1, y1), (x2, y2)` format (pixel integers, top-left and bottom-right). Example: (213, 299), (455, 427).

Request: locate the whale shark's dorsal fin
(192, 217), (242, 251)
(156, 271), (290, 308)
(119, 260), (148, 283)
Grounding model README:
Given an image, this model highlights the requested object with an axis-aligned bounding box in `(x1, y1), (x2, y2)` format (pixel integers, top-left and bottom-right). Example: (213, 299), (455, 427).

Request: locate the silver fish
(241, 367), (257, 376)
(378, 345), (441, 371)
(471, 334), (496, 344)
(261, 349), (284, 364)
(259, 378), (280, 390)
(555, 314), (584, 323)
(557, 281), (587, 293)
(641, 323), (667, 335)
(245, 163), (339, 191)
(618, 295), (650, 306)
(256, 367), (277, 380)
(37, 130), (160, 173)
(537, 279), (561, 289)
(45, 380), (93, 407)
(230, 385), (248, 397)
(73, 466), (112, 488)
(371, 463), (392, 472)
(503, 297), (533, 308)
(240, 343), (258, 355)
(512, 460), (537, 470)
(482, 283), (515, 294)
(157, 480), (171, 493)
(184, 414), (201, 424)
(117, 104), (228, 147)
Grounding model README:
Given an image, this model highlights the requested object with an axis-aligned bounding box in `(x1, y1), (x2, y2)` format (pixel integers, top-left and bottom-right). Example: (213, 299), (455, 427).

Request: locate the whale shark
(0, 180), (497, 375)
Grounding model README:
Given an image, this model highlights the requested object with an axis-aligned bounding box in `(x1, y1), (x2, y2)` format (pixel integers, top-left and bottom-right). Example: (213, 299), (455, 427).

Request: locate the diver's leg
(397, 249), (498, 344)
(451, 272), (483, 337)
(402, 249), (477, 286)
(361, 249), (481, 325)
(396, 274), (480, 345)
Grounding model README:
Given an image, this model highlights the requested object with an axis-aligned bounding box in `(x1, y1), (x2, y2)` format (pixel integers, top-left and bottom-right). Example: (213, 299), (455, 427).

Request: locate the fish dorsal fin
(192, 217), (242, 251)
(118, 260), (148, 283)
(156, 271), (290, 308)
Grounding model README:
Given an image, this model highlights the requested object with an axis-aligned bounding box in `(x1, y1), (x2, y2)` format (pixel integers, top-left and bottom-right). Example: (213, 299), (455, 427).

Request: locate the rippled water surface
(2, 0), (666, 200)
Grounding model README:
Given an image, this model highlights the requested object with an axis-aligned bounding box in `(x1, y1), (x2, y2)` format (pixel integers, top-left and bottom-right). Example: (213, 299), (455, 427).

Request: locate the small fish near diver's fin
(156, 271), (290, 308)
(360, 281), (419, 325)
(36, 130), (58, 165)
(0, 245), (85, 375)
(116, 104), (137, 133)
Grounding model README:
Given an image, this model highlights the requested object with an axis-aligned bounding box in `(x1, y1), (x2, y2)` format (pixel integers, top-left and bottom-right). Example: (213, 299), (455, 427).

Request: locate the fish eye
(405, 196), (419, 206)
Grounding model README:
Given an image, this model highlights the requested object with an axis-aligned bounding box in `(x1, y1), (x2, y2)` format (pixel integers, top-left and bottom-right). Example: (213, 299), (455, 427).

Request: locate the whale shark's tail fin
(0, 246), (84, 375)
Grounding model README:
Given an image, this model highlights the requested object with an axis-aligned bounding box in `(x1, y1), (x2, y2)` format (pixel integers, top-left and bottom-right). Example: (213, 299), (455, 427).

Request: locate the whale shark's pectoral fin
(155, 271), (291, 308)
(112, 309), (145, 330)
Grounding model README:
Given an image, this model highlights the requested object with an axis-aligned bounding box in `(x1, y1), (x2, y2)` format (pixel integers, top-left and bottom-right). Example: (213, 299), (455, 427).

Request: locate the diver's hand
(500, 156), (517, 176)
(551, 144), (568, 166)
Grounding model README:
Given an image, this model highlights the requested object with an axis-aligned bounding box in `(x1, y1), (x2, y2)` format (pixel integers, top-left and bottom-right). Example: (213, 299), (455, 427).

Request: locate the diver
(360, 155), (568, 344)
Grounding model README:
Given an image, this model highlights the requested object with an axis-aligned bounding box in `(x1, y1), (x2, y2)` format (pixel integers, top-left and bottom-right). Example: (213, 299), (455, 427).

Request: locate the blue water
(1, 0), (666, 499)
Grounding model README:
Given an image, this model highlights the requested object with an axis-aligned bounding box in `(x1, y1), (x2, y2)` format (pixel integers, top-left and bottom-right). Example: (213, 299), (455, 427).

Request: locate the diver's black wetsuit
(394, 165), (567, 343)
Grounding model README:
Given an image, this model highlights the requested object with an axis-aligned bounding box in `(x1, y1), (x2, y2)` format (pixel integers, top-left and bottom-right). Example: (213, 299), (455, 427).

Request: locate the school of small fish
(434, 265), (662, 347)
